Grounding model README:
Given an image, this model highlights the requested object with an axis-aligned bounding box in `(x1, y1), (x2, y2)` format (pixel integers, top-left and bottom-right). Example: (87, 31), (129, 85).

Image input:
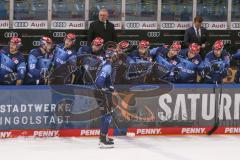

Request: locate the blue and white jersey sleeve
(149, 47), (159, 57)
(28, 52), (41, 78)
(96, 64), (112, 89)
(155, 55), (174, 70)
(16, 54), (26, 80)
(232, 50), (240, 59)
(68, 53), (77, 66)
(78, 46), (92, 55)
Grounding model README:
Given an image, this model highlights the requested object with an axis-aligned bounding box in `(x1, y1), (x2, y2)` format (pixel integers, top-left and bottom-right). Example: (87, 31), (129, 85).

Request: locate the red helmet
(40, 36), (52, 45)
(213, 40), (224, 50)
(171, 42), (181, 51)
(118, 40), (130, 49)
(10, 36), (21, 44)
(92, 37), (104, 46)
(189, 43), (200, 54)
(139, 40), (150, 49)
(64, 33), (76, 43)
(10, 36), (22, 48)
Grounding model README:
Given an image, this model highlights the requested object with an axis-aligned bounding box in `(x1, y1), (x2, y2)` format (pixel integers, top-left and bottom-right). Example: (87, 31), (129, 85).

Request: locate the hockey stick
(125, 61), (156, 81)
(207, 44), (233, 134)
(207, 80), (223, 135)
(84, 65), (125, 135)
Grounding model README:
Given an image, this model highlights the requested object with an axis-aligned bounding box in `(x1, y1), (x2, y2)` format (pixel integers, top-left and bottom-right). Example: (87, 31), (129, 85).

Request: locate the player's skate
(99, 134), (114, 148)
(106, 134), (114, 142)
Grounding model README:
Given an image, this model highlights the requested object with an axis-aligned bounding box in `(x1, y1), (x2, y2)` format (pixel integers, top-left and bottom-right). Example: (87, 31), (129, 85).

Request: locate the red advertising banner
(1, 127), (240, 139)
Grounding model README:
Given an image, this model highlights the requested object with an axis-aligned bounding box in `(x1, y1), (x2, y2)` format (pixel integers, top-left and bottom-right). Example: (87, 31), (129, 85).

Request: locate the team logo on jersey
(12, 57), (19, 64)
(170, 60), (177, 65)
(193, 59), (199, 65)
(67, 50), (72, 55)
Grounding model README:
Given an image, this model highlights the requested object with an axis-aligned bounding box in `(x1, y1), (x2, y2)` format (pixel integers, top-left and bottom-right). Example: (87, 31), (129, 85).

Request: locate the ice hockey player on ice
(95, 50), (117, 148)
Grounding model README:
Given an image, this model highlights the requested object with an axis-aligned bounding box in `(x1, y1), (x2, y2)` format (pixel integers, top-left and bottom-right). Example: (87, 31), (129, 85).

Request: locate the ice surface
(0, 135), (239, 160)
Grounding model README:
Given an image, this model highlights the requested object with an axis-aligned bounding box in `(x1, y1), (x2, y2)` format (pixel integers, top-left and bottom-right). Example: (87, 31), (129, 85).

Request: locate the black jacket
(184, 26), (208, 47)
(87, 20), (117, 45)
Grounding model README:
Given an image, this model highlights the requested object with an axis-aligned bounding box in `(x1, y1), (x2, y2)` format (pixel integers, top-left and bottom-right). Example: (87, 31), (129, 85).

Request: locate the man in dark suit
(87, 9), (117, 45)
(184, 16), (208, 56)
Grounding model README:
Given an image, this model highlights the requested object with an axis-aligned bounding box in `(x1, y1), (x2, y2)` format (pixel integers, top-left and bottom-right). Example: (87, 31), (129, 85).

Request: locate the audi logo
(4, 31), (18, 38)
(173, 40), (183, 44)
(53, 32), (66, 38)
(147, 32), (160, 38)
(222, 40), (231, 45)
(114, 23), (121, 28)
(52, 22), (67, 28)
(126, 23), (140, 28)
(32, 41), (41, 46)
(14, 22), (28, 28)
(79, 41), (87, 46)
(202, 23), (210, 28)
(232, 23), (240, 29)
(128, 40), (139, 46)
(161, 23), (175, 29)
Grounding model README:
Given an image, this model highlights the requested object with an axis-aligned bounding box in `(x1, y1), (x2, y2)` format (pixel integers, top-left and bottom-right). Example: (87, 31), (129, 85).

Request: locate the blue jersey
(179, 49), (202, 65)
(126, 49), (152, 80)
(175, 57), (199, 83)
(232, 50), (240, 59)
(204, 50), (230, 67)
(200, 50), (230, 83)
(78, 45), (104, 57)
(127, 49), (151, 63)
(53, 44), (77, 68)
(150, 47), (181, 82)
(78, 45), (92, 55)
(175, 49), (202, 82)
(0, 47), (26, 81)
(78, 45), (104, 69)
(150, 46), (169, 58)
(150, 47), (180, 65)
(27, 48), (54, 80)
(95, 60), (115, 89)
